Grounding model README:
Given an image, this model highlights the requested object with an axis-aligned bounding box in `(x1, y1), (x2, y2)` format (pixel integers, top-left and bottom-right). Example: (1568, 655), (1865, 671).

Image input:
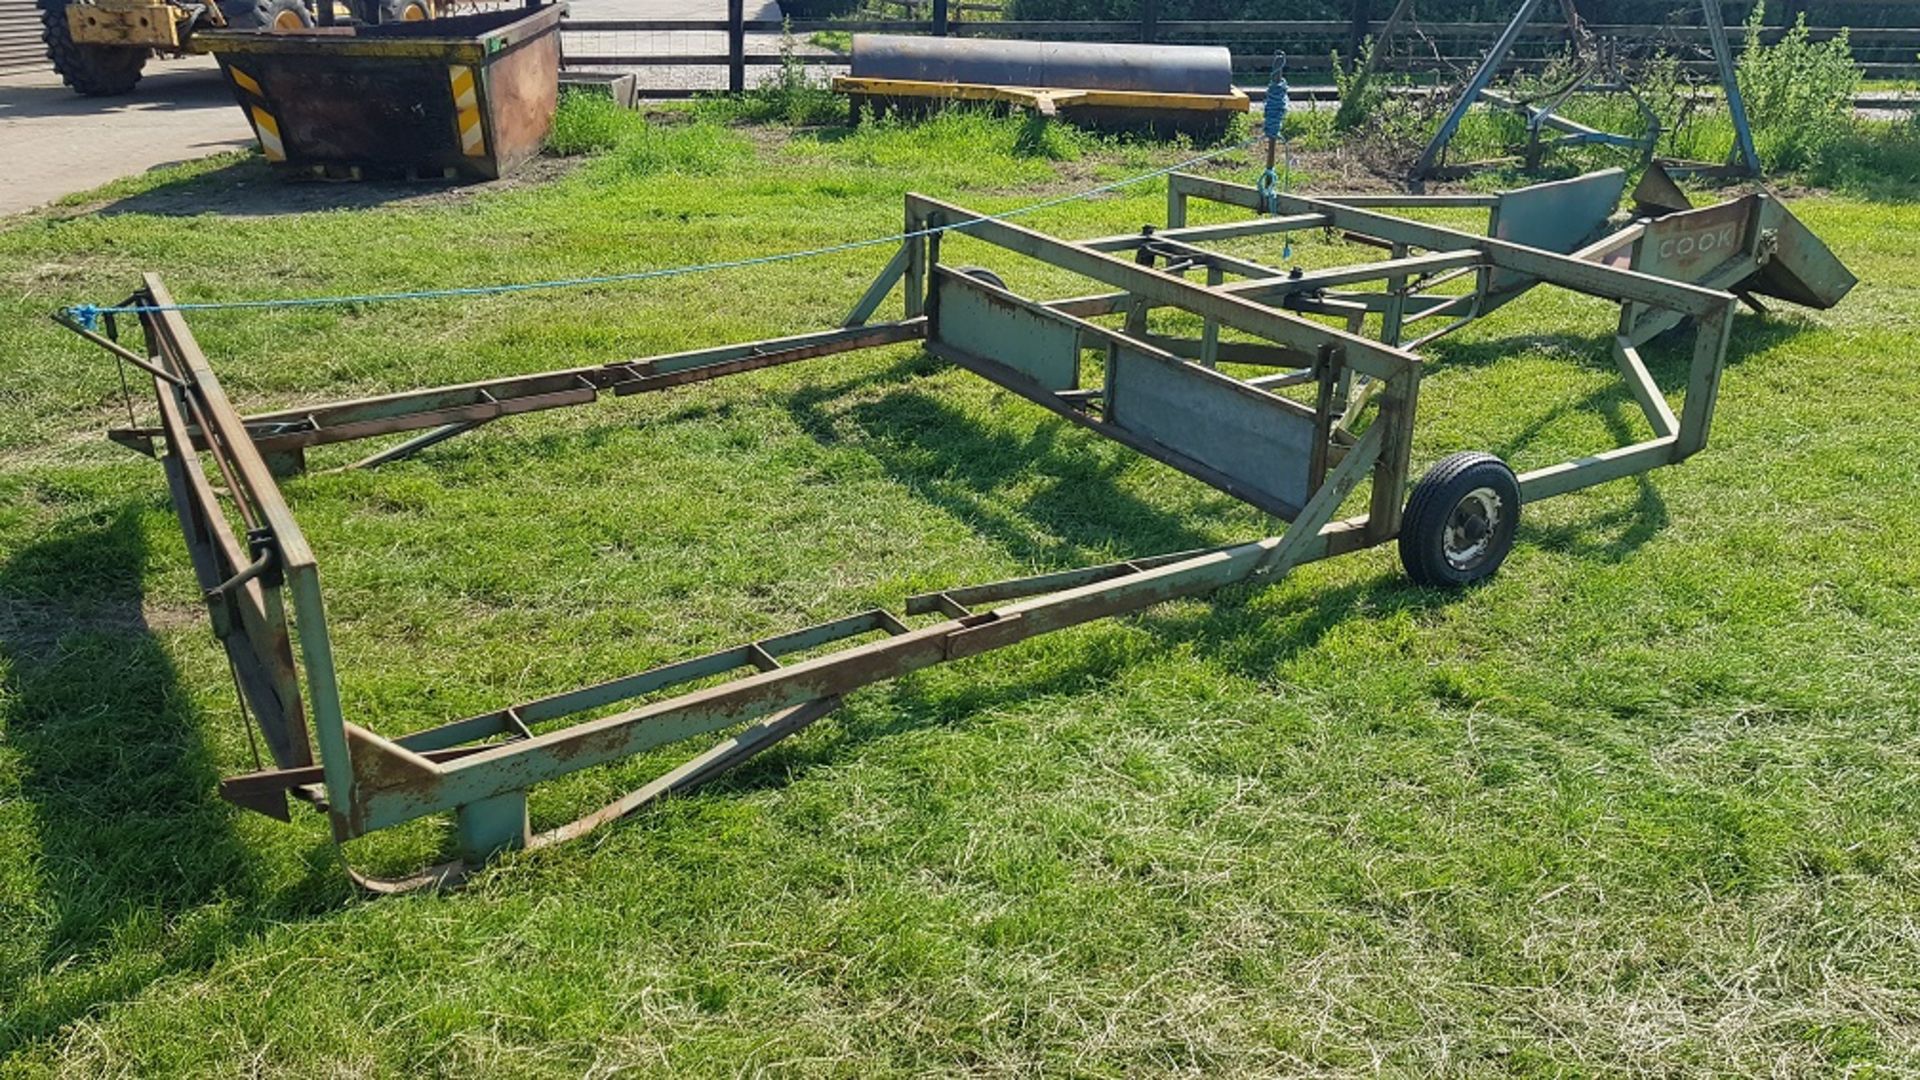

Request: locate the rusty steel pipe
(849, 34), (1234, 96)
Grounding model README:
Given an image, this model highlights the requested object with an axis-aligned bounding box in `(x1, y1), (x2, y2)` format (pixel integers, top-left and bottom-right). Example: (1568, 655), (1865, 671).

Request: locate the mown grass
(1, 100), (1918, 1074)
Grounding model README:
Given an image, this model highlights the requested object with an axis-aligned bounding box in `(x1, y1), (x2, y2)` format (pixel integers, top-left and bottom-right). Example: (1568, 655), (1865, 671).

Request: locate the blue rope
(62, 137), (1264, 330)
(1262, 64), (1288, 143)
(1258, 51), (1294, 261)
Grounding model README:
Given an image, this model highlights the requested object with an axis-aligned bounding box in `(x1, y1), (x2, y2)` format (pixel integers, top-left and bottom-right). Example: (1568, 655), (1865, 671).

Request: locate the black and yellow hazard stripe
(448, 65), (486, 158)
(226, 65), (288, 163)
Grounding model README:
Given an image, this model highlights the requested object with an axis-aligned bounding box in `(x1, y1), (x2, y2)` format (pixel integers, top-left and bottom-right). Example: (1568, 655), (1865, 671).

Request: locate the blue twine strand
(59, 137), (1266, 327)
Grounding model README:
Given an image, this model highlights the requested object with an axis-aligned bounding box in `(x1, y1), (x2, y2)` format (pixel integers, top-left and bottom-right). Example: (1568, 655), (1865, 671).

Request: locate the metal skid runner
(90, 168), (1852, 888)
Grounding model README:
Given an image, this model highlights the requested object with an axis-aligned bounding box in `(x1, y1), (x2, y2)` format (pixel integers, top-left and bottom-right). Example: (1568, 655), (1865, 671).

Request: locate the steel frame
(88, 173), (1851, 888)
(1354, 0), (1762, 182)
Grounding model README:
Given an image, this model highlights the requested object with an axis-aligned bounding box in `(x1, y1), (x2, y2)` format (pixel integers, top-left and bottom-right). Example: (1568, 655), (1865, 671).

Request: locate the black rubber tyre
(39, 0), (148, 97)
(223, 0), (311, 29)
(379, 0), (431, 22)
(955, 266), (1008, 291)
(1398, 450), (1521, 588)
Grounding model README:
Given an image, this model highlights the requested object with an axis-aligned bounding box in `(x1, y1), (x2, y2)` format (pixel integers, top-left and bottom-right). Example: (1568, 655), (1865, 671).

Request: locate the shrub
(545, 95), (753, 176)
(547, 93), (643, 155)
(1738, 2), (1861, 172)
(702, 21), (846, 127)
(1331, 38), (1386, 133)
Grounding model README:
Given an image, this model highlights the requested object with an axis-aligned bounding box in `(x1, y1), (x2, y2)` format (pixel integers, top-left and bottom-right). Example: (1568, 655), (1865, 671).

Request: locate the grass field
(2, 104), (1919, 1074)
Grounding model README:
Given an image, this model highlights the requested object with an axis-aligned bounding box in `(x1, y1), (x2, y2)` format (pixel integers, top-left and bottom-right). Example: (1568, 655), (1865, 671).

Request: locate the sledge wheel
(954, 266), (1007, 291)
(1398, 451), (1520, 588)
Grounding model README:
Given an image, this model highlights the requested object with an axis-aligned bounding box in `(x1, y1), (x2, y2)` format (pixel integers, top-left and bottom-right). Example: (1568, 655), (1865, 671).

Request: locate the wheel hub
(1442, 486), (1502, 571)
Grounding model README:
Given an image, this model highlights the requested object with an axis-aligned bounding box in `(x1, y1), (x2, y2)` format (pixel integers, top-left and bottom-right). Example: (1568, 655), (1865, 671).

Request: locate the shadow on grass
(0, 506), (343, 1054)
(1422, 306), (1815, 382)
(78, 153), (577, 219)
(678, 569), (1465, 806)
(778, 352), (1236, 571)
(1415, 310), (1821, 563)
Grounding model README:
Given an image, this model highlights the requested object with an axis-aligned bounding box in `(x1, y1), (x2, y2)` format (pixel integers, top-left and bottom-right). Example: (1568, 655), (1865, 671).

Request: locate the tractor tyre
(380, 0), (432, 22)
(222, 0), (311, 29)
(39, 0), (148, 97)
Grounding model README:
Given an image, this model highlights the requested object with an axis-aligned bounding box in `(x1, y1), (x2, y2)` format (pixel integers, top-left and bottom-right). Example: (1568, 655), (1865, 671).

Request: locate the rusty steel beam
(111, 320), (929, 465)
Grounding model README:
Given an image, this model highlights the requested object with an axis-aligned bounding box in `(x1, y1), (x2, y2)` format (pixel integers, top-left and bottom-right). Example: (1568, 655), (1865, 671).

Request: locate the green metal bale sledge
(71, 165), (1854, 890)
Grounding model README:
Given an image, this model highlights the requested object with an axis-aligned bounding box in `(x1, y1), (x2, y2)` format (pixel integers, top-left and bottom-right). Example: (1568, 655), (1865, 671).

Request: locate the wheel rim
(271, 7), (305, 28)
(401, 1), (428, 19)
(1442, 486), (1503, 572)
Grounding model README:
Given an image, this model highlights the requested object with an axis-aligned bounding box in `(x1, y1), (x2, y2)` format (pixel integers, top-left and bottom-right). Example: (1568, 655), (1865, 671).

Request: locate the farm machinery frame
(68, 167), (1852, 889)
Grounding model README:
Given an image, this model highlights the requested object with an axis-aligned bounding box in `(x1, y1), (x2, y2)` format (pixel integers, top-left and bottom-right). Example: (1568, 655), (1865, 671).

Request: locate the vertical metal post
(1676, 300), (1734, 459)
(288, 565), (355, 839)
(455, 790), (530, 863)
(1199, 265), (1222, 368)
(1412, 0), (1548, 181)
(1347, 0), (1369, 69)
(904, 209), (927, 318)
(1308, 344), (1337, 490)
(1381, 241), (1410, 346)
(1366, 369), (1419, 542)
(728, 0), (745, 94)
(1338, 309), (1362, 414)
(1703, 0), (1761, 175)
(1100, 341), (1119, 420)
(932, 0), (948, 36)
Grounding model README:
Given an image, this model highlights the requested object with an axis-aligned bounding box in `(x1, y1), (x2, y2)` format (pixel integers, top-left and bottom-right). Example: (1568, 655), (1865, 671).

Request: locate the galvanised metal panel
(1636, 198), (1755, 285)
(1488, 168), (1627, 297)
(932, 269), (1081, 392)
(1748, 197), (1859, 310)
(1105, 343), (1316, 514)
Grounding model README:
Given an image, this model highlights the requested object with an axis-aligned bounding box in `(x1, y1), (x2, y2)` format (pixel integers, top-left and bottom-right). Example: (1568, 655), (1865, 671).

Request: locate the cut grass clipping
(1, 102), (1918, 1074)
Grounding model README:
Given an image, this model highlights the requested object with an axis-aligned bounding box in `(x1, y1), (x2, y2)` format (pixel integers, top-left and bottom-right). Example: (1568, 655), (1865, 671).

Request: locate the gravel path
(0, 55), (252, 217)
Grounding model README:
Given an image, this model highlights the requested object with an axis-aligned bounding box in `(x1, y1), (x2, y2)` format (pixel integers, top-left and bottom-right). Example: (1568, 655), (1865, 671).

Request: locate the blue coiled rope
(1262, 55), (1289, 144)
(61, 135), (1269, 331)
(1255, 51), (1294, 261)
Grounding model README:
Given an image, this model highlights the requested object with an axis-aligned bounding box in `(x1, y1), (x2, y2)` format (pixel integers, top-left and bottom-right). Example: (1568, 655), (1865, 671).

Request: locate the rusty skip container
(197, 5), (561, 181)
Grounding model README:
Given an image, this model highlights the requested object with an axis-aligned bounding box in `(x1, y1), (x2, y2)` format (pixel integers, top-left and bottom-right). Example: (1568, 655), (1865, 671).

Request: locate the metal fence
(557, 0), (1920, 96)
